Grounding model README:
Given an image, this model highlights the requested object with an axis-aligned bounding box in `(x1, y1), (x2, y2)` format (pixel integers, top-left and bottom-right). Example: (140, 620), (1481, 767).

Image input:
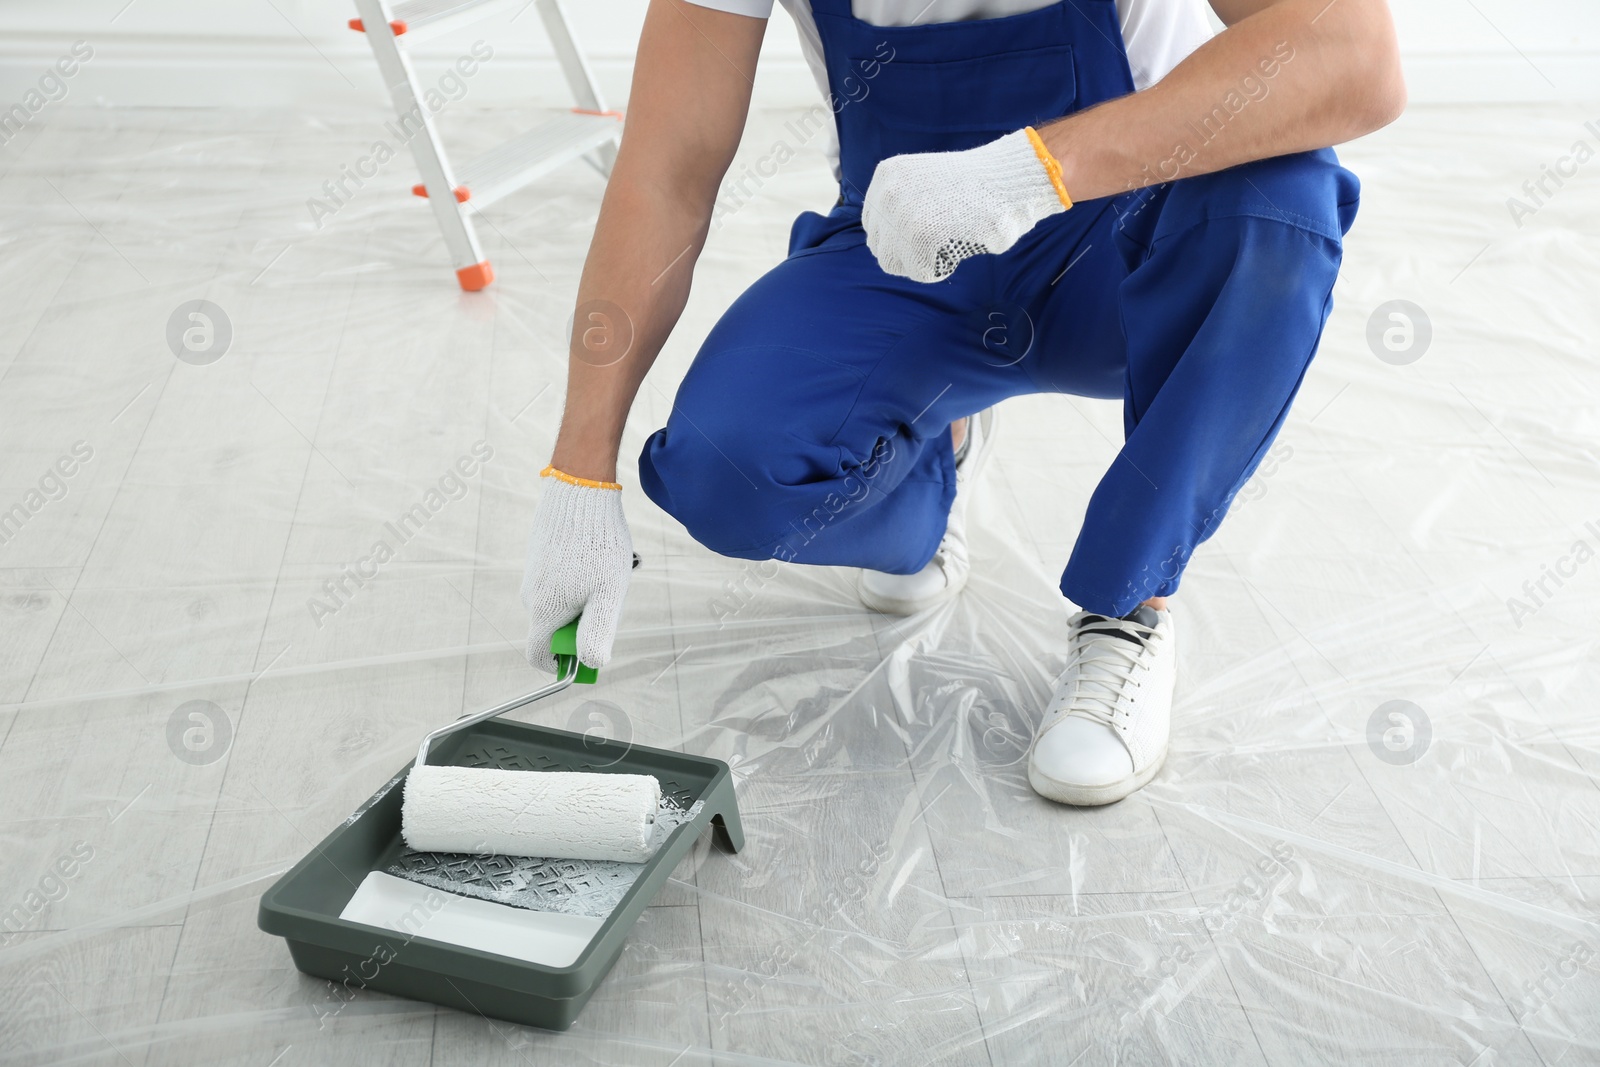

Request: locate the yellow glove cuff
(1024, 127), (1073, 210)
(541, 465), (621, 491)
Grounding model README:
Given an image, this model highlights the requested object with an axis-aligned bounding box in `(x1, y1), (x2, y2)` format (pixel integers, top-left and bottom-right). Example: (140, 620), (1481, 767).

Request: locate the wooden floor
(1, 103), (1598, 1066)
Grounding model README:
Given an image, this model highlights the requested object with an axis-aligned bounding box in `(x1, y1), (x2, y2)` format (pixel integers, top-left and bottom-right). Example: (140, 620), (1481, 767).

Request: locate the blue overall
(639, 0), (1360, 617)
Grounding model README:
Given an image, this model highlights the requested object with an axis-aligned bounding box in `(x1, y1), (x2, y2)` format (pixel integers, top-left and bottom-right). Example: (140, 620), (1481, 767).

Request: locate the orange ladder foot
(456, 262), (494, 291)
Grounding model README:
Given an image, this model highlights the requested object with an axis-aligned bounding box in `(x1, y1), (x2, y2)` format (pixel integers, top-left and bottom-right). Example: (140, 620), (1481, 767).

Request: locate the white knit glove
(862, 128), (1072, 283)
(520, 469), (633, 675)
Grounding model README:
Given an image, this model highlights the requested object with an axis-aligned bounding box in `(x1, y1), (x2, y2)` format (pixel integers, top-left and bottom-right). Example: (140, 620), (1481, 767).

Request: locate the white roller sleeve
(402, 768), (661, 862)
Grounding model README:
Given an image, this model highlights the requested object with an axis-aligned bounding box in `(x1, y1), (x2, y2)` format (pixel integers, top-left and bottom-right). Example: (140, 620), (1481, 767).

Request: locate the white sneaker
(858, 407), (997, 615)
(1028, 605), (1175, 806)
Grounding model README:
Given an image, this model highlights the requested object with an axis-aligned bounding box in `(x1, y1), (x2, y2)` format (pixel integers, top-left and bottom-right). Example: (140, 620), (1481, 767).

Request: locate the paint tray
(257, 716), (744, 1031)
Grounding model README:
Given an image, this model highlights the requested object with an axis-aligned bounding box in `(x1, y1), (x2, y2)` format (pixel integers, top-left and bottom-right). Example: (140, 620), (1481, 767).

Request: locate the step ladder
(350, 0), (623, 290)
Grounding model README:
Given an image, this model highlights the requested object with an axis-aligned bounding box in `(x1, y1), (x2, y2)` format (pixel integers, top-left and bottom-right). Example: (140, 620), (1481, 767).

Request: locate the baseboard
(0, 34), (823, 111)
(0, 34), (1596, 111)
(1400, 51), (1600, 104)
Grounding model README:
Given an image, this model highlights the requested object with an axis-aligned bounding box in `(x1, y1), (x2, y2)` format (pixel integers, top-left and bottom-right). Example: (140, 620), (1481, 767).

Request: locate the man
(520, 0), (1404, 804)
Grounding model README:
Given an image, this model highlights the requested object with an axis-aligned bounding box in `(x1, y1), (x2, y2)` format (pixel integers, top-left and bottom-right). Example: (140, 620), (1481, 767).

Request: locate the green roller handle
(550, 617), (599, 685)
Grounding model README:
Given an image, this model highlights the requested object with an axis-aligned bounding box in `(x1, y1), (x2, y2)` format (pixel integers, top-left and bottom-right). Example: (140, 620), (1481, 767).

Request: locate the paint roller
(400, 617), (658, 863)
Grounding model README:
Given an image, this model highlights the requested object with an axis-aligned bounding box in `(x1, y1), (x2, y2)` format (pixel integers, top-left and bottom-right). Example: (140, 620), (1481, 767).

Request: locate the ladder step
(453, 112), (622, 209)
(348, 16), (409, 34)
(413, 183), (471, 202)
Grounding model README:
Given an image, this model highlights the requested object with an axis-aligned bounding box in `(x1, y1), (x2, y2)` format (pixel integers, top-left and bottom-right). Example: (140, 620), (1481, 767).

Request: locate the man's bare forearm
(546, 0), (762, 485)
(1040, 0), (1404, 202)
(549, 174), (711, 484)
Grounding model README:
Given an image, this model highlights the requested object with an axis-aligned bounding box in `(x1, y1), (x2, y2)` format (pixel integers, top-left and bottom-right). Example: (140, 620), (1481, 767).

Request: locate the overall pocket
(853, 45), (1078, 138)
(834, 40), (1081, 195)
(787, 203), (867, 259)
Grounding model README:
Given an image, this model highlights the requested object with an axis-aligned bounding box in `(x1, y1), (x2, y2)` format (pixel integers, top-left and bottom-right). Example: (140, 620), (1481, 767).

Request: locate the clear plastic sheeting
(0, 102), (1597, 1066)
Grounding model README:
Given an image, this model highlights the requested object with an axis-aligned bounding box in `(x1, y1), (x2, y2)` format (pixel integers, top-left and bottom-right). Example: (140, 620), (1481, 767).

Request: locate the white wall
(0, 0), (1595, 111)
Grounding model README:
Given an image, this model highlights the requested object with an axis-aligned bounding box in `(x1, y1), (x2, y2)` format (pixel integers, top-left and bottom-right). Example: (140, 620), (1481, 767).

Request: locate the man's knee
(639, 416), (784, 559)
(1126, 150), (1360, 345)
(640, 337), (871, 558)
(1156, 148), (1361, 250)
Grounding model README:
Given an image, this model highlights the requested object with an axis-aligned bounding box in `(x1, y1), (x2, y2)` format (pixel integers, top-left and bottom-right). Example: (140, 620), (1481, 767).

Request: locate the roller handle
(413, 615), (598, 766)
(550, 618), (599, 685)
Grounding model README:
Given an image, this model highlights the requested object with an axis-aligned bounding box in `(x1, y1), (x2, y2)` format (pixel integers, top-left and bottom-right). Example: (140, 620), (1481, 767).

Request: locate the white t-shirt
(687, 0), (1216, 97)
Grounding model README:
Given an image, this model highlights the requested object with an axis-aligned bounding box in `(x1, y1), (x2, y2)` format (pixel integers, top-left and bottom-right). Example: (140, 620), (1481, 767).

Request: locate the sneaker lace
(1054, 613), (1160, 728)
